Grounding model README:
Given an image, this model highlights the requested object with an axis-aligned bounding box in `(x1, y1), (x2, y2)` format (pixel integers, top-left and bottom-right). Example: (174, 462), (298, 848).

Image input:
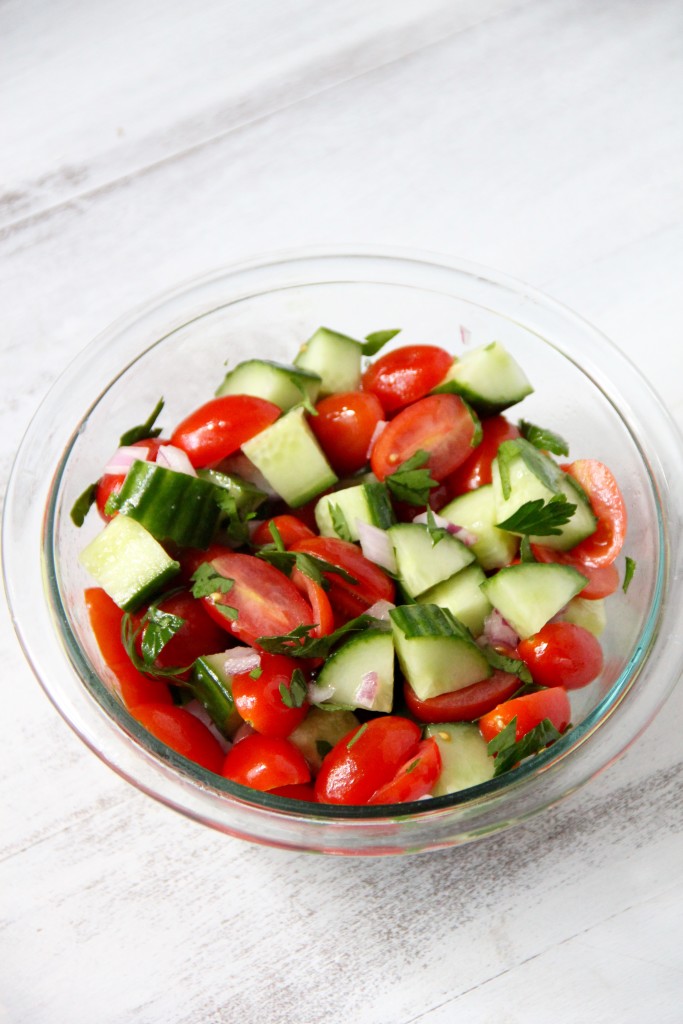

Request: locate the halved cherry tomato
(308, 391), (384, 476)
(291, 567), (335, 637)
(95, 438), (164, 522)
(132, 589), (227, 676)
(199, 551), (316, 647)
(403, 671), (521, 723)
(251, 514), (315, 549)
(444, 415), (521, 497)
(222, 734), (310, 791)
(289, 536), (395, 623)
(371, 394), (480, 483)
(361, 345), (453, 414)
(518, 622), (603, 690)
(170, 395), (281, 468)
(367, 738), (442, 804)
(231, 653), (309, 737)
(315, 717), (421, 804)
(563, 460), (627, 567)
(84, 588), (173, 708)
(479, 687), (571, 743)
(129, 703), (225, 773)
(531, 544), (620, 600)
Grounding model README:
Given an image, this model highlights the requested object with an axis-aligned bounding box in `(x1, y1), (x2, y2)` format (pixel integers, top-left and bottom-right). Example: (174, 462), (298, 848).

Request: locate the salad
(72, 326), (630, 806)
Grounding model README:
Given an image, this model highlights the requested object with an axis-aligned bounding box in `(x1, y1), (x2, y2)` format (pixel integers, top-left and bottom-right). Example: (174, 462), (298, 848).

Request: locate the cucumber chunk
(197, 468), (268, 514)
(294, 326), (363, 395)
(425, 723), (495, 795)
(432, 341), (533, 415)
(389, 522), (475, 599)
(481, 562), (587, 639)
(288, 707), (360, 772)
(439, 485), (518, 571)
(390, 604), (491, 701)
(315, 629), (394, 713)
(114, 461), (222, 549)
(79, 515), (180, 611)
(191, 654), (243, 738)
(417, 563), (492, 637)
(561, 596), (606, 638)
(315, 481), (394, 541)
(241, 406), (338, 507)
(215, 359), (321, 411)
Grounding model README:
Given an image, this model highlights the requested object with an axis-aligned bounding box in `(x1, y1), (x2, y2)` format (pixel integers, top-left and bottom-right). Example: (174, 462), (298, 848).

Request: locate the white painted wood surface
(2, 1), (682, 1021)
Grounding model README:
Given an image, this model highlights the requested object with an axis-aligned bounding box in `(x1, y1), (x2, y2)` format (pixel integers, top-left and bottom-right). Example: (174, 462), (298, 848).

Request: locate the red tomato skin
(563, 460), (627, 567)
(315, 717), (422, 805)
(222, 734), (310, 791)
(231, 653), (309, 737)
(368, 738), (442, 804)
(403, 671), (521, 723)
(130, 703), (225, 774)
(362, 345), (453, 414)
(269, 783), (318, 801)
(132, 590), (227, 676)
(95, 438), (164, 521)
(531, 544), (620, 600)
(479, 687), (571, 744)
(308, 391), (384, 476)
(518, 622), (604, 691)
(251, 515), (315, 549)
(291, 567), (335, 637)
(170, 395), (281, 468)
(444, 416), (521, 497)
(370, 393), (480, 484)
(84, 588), (173, 708)
(289, 537), (395, 624)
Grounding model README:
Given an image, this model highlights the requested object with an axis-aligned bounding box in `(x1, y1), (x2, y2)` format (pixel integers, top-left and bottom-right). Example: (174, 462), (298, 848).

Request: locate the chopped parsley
(518, 420), (569, 457)
(190, 563), (235, 600)
(362, 328), (401, 356)
(70, 481), (98, 527)
(329, 503), (353, 542)
(488, 716), (563, 777)
(496, 495), (576, 536)
(346, 723), (368, 749)
(119, 397), (164, 447)
(623, 556), (636, 593)
(279, 668), (308, 709)
(385, 449), (438, 506)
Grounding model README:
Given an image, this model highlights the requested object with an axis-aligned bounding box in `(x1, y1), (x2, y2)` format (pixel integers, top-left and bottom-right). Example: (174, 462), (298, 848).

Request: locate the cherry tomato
(199, 550), (316, 647)
(84, 588), (173, 708)
(563, 460), (627, 567)
(222, 734), (311, 791)
(251, 514), (315, 549)
(371, 394), (480, 484)
(170, 395), (281, 468)
(95, 438), (164, 522)
(289, 536), (395, 623)
(231, 653), (309, 737)
(315, 717), (421, 804)
(518, 622), (603, 690)
(291, 567), (335, 637)
(367, 738), (442, 804)
(132, 589), (227, 675)
(308, 390), (384, 476)
(444, 416), (521, 497)
(531, 544), (620, 600)
(361, 345), (453, 414)
(269, 783), (317, 801)
(479, 687), (571, 744)
(403, 671), (521, 723)
(130, 703), (225, 773)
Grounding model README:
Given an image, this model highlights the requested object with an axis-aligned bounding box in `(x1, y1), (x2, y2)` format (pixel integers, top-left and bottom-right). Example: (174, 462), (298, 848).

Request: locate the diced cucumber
(480, 562), (587, 639)
(241, 406), (338, 507)
(288, 707), (360, 772)
(215, 358), (321, 411)
(315, 629), (394, 713)
(491, 439), (597, 551)
(424, 723), (495, 795)
(315, 481), (394, 541)
(388, 522), (475, 599)
(390, 604), (491, 701)
(561, 596), (606, 638)
(293, 326), (363, 395)
(197, 468), (268, 514)
(191, 654), (243, 738)
(79, 515), (180, 611)
(114, 461), (222, 549)
(432, 341), (533, 415)
(417, 564), (492, 637)
(438, 485), (518, 571)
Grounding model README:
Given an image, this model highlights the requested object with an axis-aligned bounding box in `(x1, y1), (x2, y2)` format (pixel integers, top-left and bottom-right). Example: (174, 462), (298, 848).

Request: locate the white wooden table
(2, 2), (683, 1021)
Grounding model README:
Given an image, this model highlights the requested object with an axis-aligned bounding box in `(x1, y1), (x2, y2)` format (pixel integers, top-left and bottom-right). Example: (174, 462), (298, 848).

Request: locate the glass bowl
(4, 248), (683, 856)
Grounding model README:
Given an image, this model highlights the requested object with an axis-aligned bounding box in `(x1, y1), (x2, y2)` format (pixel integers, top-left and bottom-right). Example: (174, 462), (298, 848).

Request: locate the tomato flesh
(361, 345), (453, 414)
(518, 622), (603, 690)
(289, 536), (395, 624)
(251, 515), (315, 549)
(404, 671), (521, 723)
(479, 687), (571, 743)
(563, 460), (627, 567)
(444, 415), (520, 497)
(367, 738), (442, 804)
(232, 653), (309, 737)
(170, 395), (281, 468)
(309, 391), (384, 476)
(222, 734), (310, 791)
(315, 717), (421, 804)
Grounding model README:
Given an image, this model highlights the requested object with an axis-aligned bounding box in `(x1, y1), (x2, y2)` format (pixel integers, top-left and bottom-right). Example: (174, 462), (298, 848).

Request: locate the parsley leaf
(214, 489), (256, 547)
(385, 449), (438, 506)
(623, 556), (636, 593)
(316, 740), (334, 761)
(362, 329), (401, 356)
(496, 495), (576, 536)
(257, 612), (379, 659)
(519, 536), (536, 562)
(347, 722), (368, 749)
(330, 503), (353, 542)
(496, 439), (560, 500)
(518, 419), (569, 457)
(425, 507), (448, 547)
(279, 668), (308, 708)
(212, 603), (239, 621)
(190, 563), (235, 600)
(249, 666), (263, 680)
(480, 645), (533, 684)
(257, 547), (358, 588)
(70, 481), (98, 527)
(488, 716), (563, 777)
(141, 605), (186, 665)
(119, 397), (164, 447)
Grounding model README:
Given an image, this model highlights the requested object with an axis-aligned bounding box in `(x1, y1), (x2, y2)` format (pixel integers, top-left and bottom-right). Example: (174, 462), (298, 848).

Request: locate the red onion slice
(412, 510), (478, 546)
(357, 520), (397, 574)
(366, 419), (388, 459)
(481, 609), (519, 649)
(223, 648), (261, 677)
(365, 598), (395, 621)
(354, 671), (379, 709)
(232, 722), (256, 745)
(307, 682), (336, 705)
(184, 700), (232, 753)
(459, 324), (472, 346)
(156, 444), (197, 477)
(104, 445), (150, 476)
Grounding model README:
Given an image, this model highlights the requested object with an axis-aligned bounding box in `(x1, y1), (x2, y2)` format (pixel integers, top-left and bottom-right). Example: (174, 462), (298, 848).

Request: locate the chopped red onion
(412, 510), (478, 546)
(232, 722), (256, 745)
(307, 682), (336, 704)
(354, 671), (379, 709)
(156, 444), (197, 477)
(357, 520), (397, 574)
(365, 598), (395, 621)
(222, 452), (279, 498)
(366, 419), (388, 459)
(459, 324), (472, 346)
(481, 609), (519, 649)
(185, 700), (232, 753)
(223, 648), (261, 677)
(104, 445), (150, 476)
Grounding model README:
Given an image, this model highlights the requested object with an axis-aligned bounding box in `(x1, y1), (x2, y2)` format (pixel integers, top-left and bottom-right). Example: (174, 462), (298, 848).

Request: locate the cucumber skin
(115, 461), (221, 549)
(215, 359), (322, 410)
(191, 655), (242, 738)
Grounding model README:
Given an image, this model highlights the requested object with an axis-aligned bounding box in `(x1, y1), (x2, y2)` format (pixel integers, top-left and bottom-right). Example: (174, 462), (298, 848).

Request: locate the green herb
(257, 613), (379, 659)
(496, 439), (559, 501)
(385, 449), (438, 506)
(496, 495), (576, 536)
(293, 381), (318, 416)
(425, 507), (448, 547)
(249, 666), (263, 680)
(269, 521), (286, 551)
(488, 716), (563, 777)
(70, 482), (98, 527)
(481, 645), (533, 684)
(279, 668), (308, 709)
(212, 603), (239, 621)
(330, 503), (353, 542)
(346, 722), (369, 749)
(257, 547), (358, 588)
(214, 489), (257, 547)
(141, 605), (186, 665)
(519, 536), (536, 562)
(312, 701), (358, 712)
(121, 591), (194, 681)
(362, 329), (401, 356)
(404, 757), (421, 775)
(316, 740), (334, 761)
(623, 556), (636, 593)
(190, 563), (235, 600)
(119, 397), (164, 447)
(518, 420), (569, 457)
